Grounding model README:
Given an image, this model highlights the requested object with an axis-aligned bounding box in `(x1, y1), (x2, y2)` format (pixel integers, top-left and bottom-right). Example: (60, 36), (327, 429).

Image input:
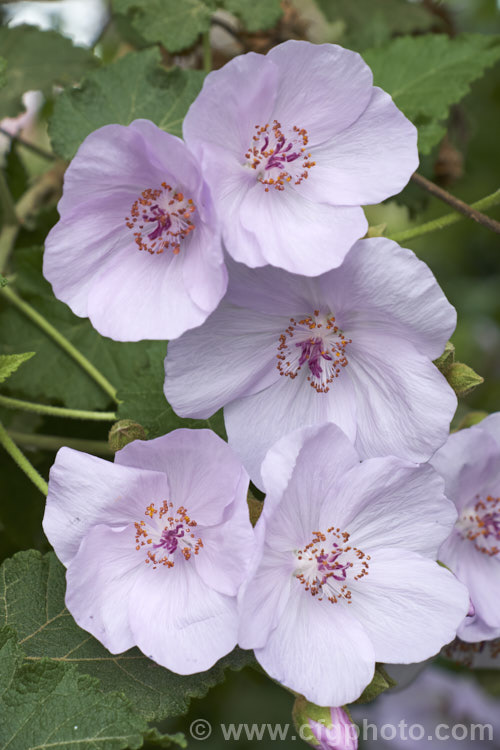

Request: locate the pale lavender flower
(43, 119), (227, 341)
(164, 238), (457, 487)
(309, 707), (358, 750)
(431, 413), (500, 642)
(237, 423), (469, 706)
(183, 40), (418, 276)
(350, 665), (500, 750)
(42, 429), (254, 674)
(293, 698), (359, 750)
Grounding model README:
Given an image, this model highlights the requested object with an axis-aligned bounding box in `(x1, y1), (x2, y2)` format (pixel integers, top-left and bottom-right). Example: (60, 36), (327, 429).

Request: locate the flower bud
(108, 419), (146, 452)
(293, 697), (358, 750)
(433, 341), (455, 375)
(446, 362), (484, 398)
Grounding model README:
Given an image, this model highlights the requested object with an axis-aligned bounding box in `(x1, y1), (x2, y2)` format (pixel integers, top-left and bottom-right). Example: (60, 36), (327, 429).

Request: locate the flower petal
(128, 556), (238, 673)
(184, 51), (278, 160)
(347, 548), (469, 664)
(320, 238), (456, 360)
(194, 470), (255, 596)
(116, 429), (249, 528)
(301, 87), (418, 206)
(267, 41), (374, 145)
(57, 123), (178, 214)
(453, 543), (500, 632)
(261, 424), (361, 551)
(43, 448), (169, 566)
(224, 256), (324, 316)
(331, 457), (456, 558)
(225, 370), (357, 489)
(65, 523), (142, 653)
(260, 423), (360, 510)
(238, 544), (294, 649)
(43, 205), (131, 318)
(238, 183), (367, 275)
(164, 304), (283, 418)
(430, 428), (500, 512)
(347, 331), (456, 462)
(86, 236), (221, 341)
(254, 583), (375, 706)
(477, 412), (500, 448)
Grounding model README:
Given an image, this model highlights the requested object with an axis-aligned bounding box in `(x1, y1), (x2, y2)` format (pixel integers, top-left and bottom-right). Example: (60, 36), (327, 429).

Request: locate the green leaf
(0, 25), (98, 118)
(0, 274), (7, 288)
(354, 664), (396, 704)
(0, 627), (150, 750)
(0, 352), (35, 384)
(113, 0), (216, 51)
(316, 0), (436, 51)
(221, 0), (282, 32)
(117, 343), (227, 439)
(49, 48), (205, 160)
(364, 34), (500, 153)
(0, 248), (154, 410)
(0, 550), (254, 722)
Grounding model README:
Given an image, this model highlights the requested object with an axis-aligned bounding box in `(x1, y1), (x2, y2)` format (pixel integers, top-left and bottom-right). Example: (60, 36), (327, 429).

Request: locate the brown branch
(0, 126), (56, 162)
(210, 17), (249, 52)
(411, 172), (500, 235)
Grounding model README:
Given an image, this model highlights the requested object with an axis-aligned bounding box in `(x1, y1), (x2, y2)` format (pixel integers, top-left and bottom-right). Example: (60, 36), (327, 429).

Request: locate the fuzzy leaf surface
(0, 352), (35, 384)
(49, 48), (204, 159)
(0, 25), (97, 118)
(113, 0), (216, 51)
(221, 0), (282, 31)
(316, 0), (435, 50)
(0, 248), (154, 410)
(117, 343), (227, 439)
(364, 34), (500, 153)
(0, 626), (151, 750)
(0, 550), (254, 722)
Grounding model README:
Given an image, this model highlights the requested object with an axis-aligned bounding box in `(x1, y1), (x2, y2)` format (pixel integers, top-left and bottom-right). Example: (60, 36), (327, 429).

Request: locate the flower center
(276, 311), (351, 393)
(245, 120), (315, 192)
(457, 495), (500, 557)
(134, 501), (203, 569)
(125, 183), (196, 255)
(294, 528), (370, 604)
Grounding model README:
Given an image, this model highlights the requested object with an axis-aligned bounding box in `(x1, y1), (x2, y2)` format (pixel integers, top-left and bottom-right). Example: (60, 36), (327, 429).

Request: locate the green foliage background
(1, 0), (500, 748)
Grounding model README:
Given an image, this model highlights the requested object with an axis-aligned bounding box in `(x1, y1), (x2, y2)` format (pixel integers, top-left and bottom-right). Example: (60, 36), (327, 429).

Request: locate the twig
(389, 188), (500, 244)
(202, 30), (212, 73)
(210, 16), (248, 51)
(7, 430), (113, 457)
(0, 162), (66, 272)
(1, 286), (119, 406)
(411, 172), (500, 235)
(0, 394), (116, 422)
(0, 421), (48, 496)
(0, 126), (56, 162)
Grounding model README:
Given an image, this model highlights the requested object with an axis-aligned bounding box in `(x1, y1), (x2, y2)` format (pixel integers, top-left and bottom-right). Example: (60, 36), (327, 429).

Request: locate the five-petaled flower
(183, 40), (418, 276)
(164, 237), (457, 487)
(44, 119), (227, 341)
(43, 429), (254, 673)
(431, 413), (500, 642)
(237, 423), (469, 706)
